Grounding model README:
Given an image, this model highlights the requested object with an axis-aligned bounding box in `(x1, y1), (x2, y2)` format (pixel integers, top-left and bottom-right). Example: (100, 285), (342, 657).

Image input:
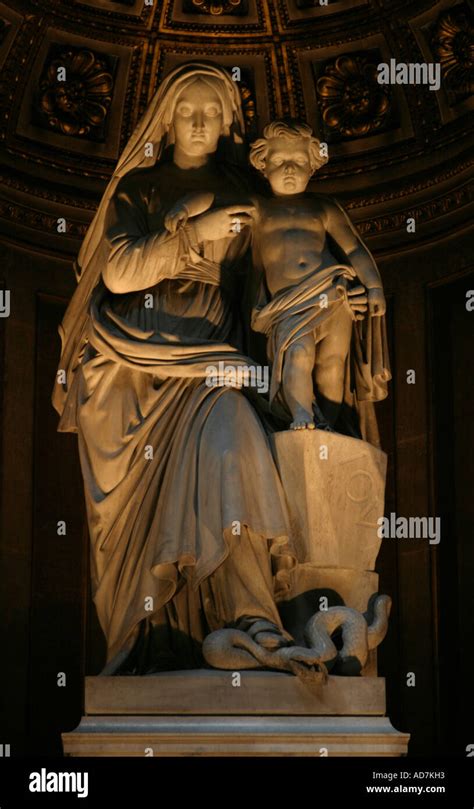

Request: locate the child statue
(164, 120), (390, 436)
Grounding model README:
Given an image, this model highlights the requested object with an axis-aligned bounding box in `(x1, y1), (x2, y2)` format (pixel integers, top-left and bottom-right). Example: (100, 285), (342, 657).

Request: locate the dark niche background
(0, 0), (473, 756)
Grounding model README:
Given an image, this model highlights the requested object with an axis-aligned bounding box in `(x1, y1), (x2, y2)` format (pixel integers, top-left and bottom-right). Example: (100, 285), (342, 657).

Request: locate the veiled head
(162, 74), (235, 158)
(120, 63), (246, 171)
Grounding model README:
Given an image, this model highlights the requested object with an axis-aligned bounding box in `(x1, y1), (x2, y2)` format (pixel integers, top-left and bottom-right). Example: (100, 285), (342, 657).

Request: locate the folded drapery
(251, 263), (391, 443)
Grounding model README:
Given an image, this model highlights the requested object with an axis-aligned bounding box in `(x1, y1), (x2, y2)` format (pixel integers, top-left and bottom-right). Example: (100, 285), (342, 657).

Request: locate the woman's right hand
(193, 205), (255, 242)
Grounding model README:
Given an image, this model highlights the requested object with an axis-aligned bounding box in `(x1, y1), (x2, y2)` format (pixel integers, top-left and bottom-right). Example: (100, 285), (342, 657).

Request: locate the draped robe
(73, 160), (297, 673)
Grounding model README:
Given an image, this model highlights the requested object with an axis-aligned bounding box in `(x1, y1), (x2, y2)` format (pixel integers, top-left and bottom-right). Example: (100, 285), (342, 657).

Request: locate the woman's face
(172, 78), (224, 157)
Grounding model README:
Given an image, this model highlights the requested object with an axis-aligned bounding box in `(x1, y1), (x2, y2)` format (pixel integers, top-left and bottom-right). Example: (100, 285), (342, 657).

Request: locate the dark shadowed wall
(0, 0), (473, 756)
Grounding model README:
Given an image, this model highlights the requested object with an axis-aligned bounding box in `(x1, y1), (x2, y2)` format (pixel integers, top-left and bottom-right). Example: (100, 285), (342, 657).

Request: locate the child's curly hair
(249, 121), (328, 174)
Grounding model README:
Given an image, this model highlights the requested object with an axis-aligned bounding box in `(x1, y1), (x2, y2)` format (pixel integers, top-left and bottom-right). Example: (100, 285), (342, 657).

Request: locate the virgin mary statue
(52, 62), (298, 675)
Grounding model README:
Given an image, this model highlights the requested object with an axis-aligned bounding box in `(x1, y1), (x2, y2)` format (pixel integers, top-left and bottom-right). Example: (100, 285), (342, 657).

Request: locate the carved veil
(52, 62), (247, 432)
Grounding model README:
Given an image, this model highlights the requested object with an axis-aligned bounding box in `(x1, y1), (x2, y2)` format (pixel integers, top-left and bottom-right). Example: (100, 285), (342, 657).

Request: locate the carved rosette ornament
(190, 0), (244, 15)
(316, 54), (391, 139)
(431, 5), (474, 101)
(38, 48), (114, 138)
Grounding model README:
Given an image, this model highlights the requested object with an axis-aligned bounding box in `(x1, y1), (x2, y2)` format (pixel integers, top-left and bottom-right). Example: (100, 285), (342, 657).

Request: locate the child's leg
(313, 303), (353, 427)
(281, 334), (316, 430)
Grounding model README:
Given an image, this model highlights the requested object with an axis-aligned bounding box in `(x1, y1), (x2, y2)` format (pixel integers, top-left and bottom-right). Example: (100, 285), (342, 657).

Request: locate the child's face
(264, 136), (313, 195)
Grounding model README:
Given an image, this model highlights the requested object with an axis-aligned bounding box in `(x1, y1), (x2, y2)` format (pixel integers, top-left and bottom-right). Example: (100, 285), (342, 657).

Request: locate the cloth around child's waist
(251, 264), (356, 333)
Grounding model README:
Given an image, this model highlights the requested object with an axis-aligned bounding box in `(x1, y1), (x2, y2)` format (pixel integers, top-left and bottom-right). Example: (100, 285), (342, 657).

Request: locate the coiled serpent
(202, 594), (392, 684)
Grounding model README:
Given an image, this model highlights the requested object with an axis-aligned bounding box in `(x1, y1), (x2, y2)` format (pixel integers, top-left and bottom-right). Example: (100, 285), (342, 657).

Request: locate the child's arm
(322, 197), (386, 316)
(164, 192), (215, 234)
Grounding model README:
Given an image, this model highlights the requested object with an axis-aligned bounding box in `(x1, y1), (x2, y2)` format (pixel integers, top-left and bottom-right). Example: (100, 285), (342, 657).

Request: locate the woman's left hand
(165, 203), (189, 234)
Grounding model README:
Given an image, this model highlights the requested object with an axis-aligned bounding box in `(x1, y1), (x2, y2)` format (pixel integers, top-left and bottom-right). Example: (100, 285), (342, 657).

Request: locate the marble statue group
(52, 62), (392, 681)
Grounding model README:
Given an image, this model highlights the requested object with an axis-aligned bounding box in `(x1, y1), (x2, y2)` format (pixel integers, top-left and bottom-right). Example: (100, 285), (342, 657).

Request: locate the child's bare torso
(254, 195), (339, 297)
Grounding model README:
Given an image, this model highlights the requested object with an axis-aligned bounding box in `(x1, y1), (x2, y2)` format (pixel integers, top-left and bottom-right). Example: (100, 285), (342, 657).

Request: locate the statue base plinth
(62, 715), (408, 757)
(62, 672), (409, 757)
(63, 430), (406, 756)
(270, 430), (387, 572)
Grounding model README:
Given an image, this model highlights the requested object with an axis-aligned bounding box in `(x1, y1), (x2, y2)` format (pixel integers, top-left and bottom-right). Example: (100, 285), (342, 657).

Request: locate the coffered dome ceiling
(0, 0), (472, 255)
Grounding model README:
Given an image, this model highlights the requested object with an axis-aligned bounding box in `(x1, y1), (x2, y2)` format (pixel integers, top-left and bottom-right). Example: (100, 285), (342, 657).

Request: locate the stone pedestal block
(282, 564), (379, 612)
(271, 431), (388, 678)
(271, 431), (387, 571)
(62, 672), (409, 757)
(271, 430), (387, 649)
(84, 671), (386, 715)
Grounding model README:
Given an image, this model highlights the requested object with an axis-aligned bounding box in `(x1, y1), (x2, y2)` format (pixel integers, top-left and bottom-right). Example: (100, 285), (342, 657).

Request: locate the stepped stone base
(62, 715), (408, 757)
(62, 671), (409, 757)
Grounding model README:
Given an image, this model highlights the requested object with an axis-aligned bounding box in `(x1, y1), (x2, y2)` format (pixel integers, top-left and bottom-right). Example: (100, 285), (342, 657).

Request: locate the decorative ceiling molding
(160, 0), (266, 33)
(35, 46), (115, 139)
(277, 0), (369, 30)
(410, 0), (474, 123)
(0, 0), (471, 254)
